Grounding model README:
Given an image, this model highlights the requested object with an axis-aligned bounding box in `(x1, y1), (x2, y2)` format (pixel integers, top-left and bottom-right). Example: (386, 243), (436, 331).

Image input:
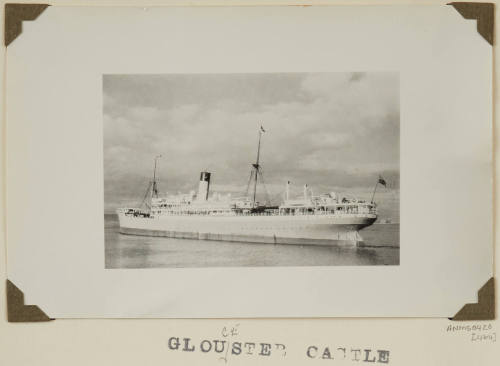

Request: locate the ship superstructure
(117, 128), (380, 246)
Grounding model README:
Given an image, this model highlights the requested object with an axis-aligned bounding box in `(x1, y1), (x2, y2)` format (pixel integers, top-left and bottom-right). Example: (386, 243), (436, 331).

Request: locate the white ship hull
(117, 212), (377, 247)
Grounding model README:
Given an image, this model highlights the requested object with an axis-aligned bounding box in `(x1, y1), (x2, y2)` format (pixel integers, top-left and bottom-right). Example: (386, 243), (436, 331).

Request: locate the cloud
(349, 72), (366, 82)
(128, 106), (163, 122)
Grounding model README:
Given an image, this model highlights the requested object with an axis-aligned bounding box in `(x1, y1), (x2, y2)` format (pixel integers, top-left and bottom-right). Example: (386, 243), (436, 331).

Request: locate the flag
(378, 176), (387, 187)
(260, 126), (266, 133)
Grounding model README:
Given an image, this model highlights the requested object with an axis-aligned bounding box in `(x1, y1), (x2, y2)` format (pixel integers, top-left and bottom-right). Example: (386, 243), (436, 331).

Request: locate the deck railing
(124, 208), (377, 218)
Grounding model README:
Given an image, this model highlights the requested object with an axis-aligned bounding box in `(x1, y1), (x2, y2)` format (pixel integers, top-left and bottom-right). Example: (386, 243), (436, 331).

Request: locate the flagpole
(371, 182), (379, 203)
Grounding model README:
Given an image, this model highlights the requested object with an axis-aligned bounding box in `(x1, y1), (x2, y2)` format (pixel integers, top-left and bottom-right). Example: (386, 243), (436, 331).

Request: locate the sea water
(104, 214), (399, 268)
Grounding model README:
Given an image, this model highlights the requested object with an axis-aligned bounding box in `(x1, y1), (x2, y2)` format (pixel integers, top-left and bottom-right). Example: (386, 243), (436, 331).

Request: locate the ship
(116, 128), (380, 246)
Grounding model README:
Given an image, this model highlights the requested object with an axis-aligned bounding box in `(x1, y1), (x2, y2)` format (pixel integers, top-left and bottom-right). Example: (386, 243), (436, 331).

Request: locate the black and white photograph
(103, 72), (400, 268)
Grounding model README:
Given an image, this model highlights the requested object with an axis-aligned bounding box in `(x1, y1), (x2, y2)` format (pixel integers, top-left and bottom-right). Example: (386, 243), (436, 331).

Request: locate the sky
(103, 72), (400, 220)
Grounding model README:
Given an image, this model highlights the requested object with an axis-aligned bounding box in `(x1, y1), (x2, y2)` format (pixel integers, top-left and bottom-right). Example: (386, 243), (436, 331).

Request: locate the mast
(251, 126), (266, 207)
(150, 155), (162, 209)
(244, 126), (269, 208)
(252, 129), (263, 206)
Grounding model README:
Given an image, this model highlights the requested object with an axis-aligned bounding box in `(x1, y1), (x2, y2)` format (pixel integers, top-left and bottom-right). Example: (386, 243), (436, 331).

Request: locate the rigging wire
(244, 169), (254, 198)
(257, 168), (271, 205)
(139, 182), (152, 209)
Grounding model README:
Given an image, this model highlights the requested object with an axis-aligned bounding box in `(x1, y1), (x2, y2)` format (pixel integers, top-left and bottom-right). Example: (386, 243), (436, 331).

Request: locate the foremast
(138, 155), (161, 212)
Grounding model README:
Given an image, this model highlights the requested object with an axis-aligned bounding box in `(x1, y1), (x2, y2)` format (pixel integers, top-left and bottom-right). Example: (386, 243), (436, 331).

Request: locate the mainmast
(252, 127), (264, 206)
(245, 126), (268, 208)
